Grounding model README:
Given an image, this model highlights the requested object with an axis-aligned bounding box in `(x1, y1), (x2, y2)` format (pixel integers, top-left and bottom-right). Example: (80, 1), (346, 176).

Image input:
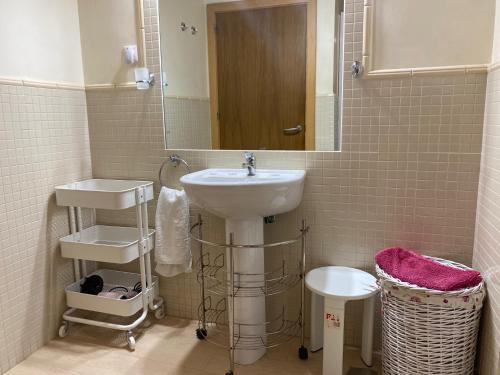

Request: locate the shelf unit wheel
(298, 345), (308, 360)
(58, 321), (69, 338)
(154, 306), (165, 320)
(225, 371), (233, 375)
(126, 331), (136, 351)
(196, 328), (208, 340)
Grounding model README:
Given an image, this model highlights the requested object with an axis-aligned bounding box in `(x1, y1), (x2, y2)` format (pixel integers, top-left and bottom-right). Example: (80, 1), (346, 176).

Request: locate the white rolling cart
(55, 179), (165, 350)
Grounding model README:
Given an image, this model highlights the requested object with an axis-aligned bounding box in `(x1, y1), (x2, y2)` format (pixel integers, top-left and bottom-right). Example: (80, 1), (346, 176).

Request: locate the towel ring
(159, 154), (191, 187)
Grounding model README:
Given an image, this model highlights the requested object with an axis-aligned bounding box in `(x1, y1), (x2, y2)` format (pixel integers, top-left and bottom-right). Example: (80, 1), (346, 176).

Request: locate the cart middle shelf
(60, 225), (155, 264)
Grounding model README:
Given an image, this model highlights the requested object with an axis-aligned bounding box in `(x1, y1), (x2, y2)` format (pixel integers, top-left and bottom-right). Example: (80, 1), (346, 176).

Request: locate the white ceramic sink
(180, 168), (306, 219)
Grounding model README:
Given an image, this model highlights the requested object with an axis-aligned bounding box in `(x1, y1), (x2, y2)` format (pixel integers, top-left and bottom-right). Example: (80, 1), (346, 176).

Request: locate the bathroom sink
(180, 168), (306, 219)
(181, 167), (305, 365)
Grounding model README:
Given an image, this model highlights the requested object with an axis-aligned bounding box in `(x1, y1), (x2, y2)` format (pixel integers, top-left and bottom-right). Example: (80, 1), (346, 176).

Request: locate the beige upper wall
(0, 0), (84, 84)
(372, 0), (495, 70)
(78, 0), (139, 85)
(160, 0), (210, 97)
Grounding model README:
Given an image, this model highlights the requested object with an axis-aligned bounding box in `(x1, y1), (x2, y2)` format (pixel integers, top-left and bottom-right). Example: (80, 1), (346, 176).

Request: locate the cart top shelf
(55, 179), (154, 209)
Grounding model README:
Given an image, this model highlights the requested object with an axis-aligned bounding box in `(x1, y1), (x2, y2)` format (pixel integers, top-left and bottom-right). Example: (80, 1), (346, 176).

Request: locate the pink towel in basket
(375, 247), (482, 291)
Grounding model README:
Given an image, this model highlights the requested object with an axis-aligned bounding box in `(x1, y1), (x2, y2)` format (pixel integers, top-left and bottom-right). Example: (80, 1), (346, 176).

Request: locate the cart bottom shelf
(65, 269), (159, 317)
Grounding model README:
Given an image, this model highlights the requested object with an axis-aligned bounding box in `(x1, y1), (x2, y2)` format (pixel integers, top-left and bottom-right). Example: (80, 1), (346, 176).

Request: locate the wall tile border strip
(163, 94), (210, 101)
(0, 76), (85, 91)
(85, 82), (137, 90)
(0, 78), (146, 91)
(362, 65), (489, 79)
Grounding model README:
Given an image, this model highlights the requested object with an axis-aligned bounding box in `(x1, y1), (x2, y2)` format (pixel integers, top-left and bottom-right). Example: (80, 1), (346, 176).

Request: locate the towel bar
(159, 154), (191, 187)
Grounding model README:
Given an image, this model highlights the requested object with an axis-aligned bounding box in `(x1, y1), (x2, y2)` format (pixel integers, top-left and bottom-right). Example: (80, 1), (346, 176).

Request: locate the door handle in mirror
(283, 124), (303, 135)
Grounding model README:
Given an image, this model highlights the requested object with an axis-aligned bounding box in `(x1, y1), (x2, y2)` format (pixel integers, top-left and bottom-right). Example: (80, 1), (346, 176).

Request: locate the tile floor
(6, 317), (380, 375)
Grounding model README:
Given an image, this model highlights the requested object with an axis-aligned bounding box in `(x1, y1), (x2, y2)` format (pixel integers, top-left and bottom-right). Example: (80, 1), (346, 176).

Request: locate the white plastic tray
(55, 179), (154, 209)
(60, 225), (155, 264)
(65, 269), (159, 317)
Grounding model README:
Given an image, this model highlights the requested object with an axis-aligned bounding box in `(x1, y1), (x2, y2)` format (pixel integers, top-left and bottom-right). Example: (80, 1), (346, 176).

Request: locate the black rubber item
(133, 282), (142, 293)
(196, 328), (208, 340)
(298, 345), (309, 360)
(80, 275), (104, 295)
(225, 372), (233, 375)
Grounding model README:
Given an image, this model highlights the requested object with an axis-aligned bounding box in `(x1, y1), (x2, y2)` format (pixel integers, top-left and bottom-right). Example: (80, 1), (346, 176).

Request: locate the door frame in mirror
(206, 0), (317, 150)
(135, 0), (147, 68)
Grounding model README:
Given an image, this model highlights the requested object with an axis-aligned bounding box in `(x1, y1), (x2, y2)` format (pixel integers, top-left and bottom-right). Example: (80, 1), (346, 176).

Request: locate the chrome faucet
(242, 152), (256, 176)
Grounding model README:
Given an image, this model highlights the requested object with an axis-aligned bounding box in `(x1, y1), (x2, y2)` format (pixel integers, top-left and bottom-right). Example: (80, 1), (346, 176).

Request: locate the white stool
(305, 266), (379, 375)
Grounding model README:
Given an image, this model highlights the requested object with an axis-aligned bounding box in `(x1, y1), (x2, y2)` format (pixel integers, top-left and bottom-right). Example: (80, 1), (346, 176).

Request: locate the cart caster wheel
(126, 331), (136, 351)
(225, 371), (233, 375)
(58, 322), (69, 338)
(298, 345), (308, 360)
(196, 328), (207, 340)
(154, 306), (165, 320)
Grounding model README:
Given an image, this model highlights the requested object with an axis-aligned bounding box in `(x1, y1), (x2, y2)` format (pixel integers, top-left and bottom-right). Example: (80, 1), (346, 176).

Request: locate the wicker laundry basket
(376, 257), (485, 375)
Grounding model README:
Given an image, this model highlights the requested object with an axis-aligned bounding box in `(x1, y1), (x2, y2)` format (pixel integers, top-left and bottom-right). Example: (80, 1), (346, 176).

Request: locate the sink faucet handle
(244, 151), (255, 162)
(242, 152), (256, 176)
(243, 152), (256, 166)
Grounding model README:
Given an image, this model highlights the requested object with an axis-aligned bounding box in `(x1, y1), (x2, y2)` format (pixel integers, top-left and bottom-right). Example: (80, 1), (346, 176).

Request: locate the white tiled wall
(473, 66), (500, 375)
(0, 84), (92, 374)
(315, 94), (337, 151)
(85, 0), (487, 351)
(0, 0), (491, 373)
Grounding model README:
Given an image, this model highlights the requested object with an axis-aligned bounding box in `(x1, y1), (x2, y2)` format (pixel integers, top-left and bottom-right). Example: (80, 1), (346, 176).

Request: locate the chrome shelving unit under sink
(190, 214), (309, 375)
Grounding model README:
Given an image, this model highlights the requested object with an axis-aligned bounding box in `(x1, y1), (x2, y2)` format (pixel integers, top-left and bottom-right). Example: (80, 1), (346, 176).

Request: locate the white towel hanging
(155, 186), (191, 277)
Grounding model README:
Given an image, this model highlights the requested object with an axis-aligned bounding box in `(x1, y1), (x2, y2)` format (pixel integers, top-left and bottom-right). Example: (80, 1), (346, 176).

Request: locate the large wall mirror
(159, 0), (344, 151)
